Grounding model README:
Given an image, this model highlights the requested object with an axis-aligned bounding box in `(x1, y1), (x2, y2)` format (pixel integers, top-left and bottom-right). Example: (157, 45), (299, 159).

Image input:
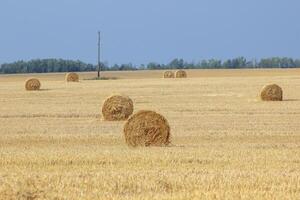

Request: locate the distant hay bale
(163, 71), (175, 78)
(65, 72), (79, 82)
(102, 95), (134, 121)
(175, 70), (187, 78)
(25, 78), (41, 91)
(124, 110), (171, 147)
(260, 84), (283, 101)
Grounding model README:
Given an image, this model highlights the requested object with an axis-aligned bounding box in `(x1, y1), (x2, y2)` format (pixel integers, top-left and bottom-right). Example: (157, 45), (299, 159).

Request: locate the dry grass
(1, 69), (300, 199)
(2, 68), (300, 81)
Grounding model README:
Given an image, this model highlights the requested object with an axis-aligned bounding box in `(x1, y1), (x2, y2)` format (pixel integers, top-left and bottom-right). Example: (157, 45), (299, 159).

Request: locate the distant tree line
(0, 59), (95, 74)
(1, 57), (300, 74)
(145, 57), (300, 70)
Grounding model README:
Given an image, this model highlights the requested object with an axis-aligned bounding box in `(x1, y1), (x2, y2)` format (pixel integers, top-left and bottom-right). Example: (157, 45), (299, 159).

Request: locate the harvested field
(0, 69), (300, 199)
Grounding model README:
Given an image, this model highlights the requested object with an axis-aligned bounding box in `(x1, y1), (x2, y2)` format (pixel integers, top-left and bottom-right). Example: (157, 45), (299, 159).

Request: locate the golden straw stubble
(260, 84), (283, 101)
(124, 110), (171, 147)
(25, 78), (41, 91)
(175, 70), (187, 78)
(102, 95), (134, 121)
(65, 72), (79, 82)
(163, 71), (175, 78)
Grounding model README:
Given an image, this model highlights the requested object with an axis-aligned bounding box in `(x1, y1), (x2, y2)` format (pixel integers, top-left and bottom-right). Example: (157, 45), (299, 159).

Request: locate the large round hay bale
(65, 72), (79, 82)
(102, 95), (134, 121)
(175, 70), (187, 78)
(124, 110), (171, 147)
(25, 78), (41, 91)
(260, 84), (283, 101)
(163, 71), (175, 78)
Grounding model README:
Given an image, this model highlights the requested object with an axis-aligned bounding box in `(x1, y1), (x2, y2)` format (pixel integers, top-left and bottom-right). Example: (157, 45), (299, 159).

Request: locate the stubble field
(1, 69), (300, 199)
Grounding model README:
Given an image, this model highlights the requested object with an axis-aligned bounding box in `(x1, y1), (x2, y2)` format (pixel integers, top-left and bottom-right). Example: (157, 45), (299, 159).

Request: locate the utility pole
(97, 31), (101, 78)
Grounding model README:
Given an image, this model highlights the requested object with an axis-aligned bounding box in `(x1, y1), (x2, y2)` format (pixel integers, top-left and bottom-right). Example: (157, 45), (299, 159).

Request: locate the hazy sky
(0, 0), (300, 65)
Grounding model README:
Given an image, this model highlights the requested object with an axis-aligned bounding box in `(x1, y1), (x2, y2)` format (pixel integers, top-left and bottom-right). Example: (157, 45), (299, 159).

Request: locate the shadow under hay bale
(102, 95), (134, 121)
(65, 72), (79, 82)
(25, 78), (41, 91)
(163, 71), (175, 78)
(260, 84), (283, 101)
(123, 110), (171, 147)
(175, 70), (187, 78)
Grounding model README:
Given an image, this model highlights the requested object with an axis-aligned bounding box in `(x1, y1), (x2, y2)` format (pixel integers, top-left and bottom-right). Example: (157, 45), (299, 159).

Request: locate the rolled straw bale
(102, 95), (134, 121)
(163, 71), (175, 78)
(25, 78), (41, 91)
(65, 72), (79, 82)
(260, 84), (283, 101)
(175, 70), (187, 78)
(123, 110), (171, 147)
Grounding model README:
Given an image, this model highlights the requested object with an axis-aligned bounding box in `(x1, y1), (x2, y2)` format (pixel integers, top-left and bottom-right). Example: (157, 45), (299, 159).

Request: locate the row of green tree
(0, 59), (95, 74)
(145, 57), (300, 70)
(1, 57), (300, 74)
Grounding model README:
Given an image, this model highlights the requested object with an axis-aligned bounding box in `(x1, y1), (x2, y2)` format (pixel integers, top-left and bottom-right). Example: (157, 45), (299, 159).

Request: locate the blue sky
(0, 0), (300, 65)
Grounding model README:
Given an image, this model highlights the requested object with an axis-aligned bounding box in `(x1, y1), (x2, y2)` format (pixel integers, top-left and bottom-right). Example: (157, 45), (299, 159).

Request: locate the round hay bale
(260, 84), (283, 101)
(65, 72), (79, 82)
(163, 71), (175, 78)
(25, 78), (41, 91)
(175, 70), (187, 78)
(124, 110), (171, 147)
(102, 95), (134, 121)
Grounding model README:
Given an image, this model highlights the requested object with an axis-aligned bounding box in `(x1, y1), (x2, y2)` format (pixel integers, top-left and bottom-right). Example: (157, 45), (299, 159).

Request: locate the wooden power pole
(97, 31), (101, 78)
